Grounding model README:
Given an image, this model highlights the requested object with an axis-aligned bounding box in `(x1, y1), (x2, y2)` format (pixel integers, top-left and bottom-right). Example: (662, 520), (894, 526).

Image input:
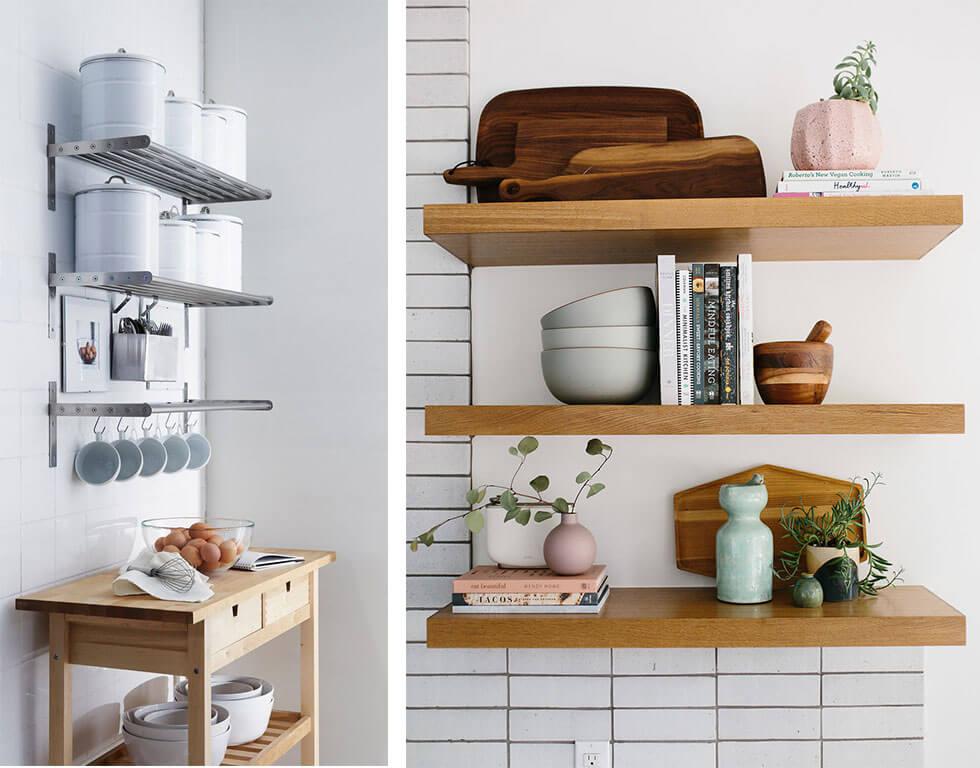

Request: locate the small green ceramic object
(792, 573), (824, 608)
(716, 473), (772, 604)
(814, 555), (859, 602)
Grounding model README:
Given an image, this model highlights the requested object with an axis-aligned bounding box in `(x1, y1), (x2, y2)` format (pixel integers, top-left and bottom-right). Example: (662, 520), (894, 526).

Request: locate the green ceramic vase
(716, 473), (772, 604)
(792, 573), (824, 608)
(814, 555), (859, 602)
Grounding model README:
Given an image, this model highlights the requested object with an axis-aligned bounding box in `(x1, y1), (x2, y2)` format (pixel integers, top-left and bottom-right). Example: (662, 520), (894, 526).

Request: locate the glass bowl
(142, 517), (254, 573)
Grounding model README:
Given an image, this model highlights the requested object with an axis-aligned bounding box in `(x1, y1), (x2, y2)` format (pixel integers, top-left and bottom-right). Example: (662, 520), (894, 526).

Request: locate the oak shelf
(426, 586), (966, 648)
(425, 404), (965, 436)
(423, 195), (963, 266)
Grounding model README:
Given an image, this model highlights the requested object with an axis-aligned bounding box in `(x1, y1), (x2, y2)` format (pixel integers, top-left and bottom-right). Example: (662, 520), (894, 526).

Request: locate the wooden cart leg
(186, 622), (211, 766)
(300, 571), (319, 765)
(49, 613), (71, 766)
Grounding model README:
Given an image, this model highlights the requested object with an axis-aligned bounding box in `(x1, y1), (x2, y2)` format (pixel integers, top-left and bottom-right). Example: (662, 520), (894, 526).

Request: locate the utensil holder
(111, 333), (179, 382)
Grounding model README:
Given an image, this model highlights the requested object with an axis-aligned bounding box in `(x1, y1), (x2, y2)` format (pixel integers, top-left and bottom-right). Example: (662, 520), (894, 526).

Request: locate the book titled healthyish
(453, 564), (607, 594)
(777, 178), (923, 194)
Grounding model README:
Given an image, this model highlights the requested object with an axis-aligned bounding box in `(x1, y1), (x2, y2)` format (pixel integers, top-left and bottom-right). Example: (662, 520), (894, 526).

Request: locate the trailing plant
(408, 436), (612, 550)
(773, 473), (902, 596)
(830, 40), (879, 114)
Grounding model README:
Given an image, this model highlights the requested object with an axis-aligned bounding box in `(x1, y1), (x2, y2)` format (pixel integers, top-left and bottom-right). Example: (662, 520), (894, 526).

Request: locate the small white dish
(175, 677), (274, 745)
(540, 286), (656, 329)
(541, 347), (656, 404)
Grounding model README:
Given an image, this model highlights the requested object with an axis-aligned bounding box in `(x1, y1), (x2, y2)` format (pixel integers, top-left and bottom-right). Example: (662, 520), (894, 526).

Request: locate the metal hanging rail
(49, 270), (274, 308)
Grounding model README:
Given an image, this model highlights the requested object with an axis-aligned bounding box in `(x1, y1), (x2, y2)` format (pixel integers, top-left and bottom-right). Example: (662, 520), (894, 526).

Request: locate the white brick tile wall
(407, 646), (506, 674)
(614, 708), (717, 741)
(823, 706), (924, 739)
(718, 647), (820, 674)
(406, 742), (506, 768)
(510, 676), (610, 708)
(614, 675), (716, 708)
(407, 143), (470, 177)
(508, 709), (611, 742)
(718, 707), (821, 740)
(407, 41), (469, 74)
(823, 673), (924, 706)
(407, 209), (425, 240)
(407, 75), (469, 106)
(407, 107), (469, 140)
(407, 341), (470, 375)
(407, 174), (468, 206)
(406, 542), (471, 575)
(509, 743), (572, 768)
(407, 509), (469, 540)
(408, 409), (469, 442)
(407, 240), (469, 272)
(615, 742), (716, 768)
(718, 674), (821, 707)
(407, 610), (434, 642)
(407, 709), (506, 741)
(822, 646), (923, 672)
(406, 275), (470, 307)
(407, 375), (470, 407)
(509, 648), (610, 675)
(406, 8), (469, 40)
(407, 442), (471, 474)
(719, 740), (821, 768)
(406, 576), (454, 609)
(407, 308), (471, 340)
(823, 739), (923, 768)
(613, 648), (715, 675)
(408, 675), (508, 707)
(407, 476), (470, 508)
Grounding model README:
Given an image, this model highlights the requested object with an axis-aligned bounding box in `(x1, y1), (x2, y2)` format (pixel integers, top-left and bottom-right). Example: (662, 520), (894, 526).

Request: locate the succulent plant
(830, 40), (879, 114)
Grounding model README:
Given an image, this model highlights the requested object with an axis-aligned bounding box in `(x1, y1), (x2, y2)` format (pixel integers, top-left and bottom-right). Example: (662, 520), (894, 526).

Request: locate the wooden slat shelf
(427, 586), (965, 648)
(425, 404), (965, 436)
(423, 195), (963, 266)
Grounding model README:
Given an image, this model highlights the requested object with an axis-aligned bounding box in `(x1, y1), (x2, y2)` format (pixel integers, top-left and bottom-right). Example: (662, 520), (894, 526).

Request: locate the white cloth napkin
(113, 549), (214, 602)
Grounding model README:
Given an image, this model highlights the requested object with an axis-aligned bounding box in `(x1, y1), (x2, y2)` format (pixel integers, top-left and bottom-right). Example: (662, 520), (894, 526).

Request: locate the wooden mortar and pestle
(753, 321), (834, 405)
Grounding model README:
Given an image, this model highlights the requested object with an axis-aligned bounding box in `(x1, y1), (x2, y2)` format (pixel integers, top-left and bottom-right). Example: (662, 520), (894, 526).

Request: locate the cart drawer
(263, 576), (310, 625)
(209, 595), (263, 652)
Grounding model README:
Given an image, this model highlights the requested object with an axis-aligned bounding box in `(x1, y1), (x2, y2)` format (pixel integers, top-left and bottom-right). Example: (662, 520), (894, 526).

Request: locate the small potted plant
(774, 473), (902, 601)
(791, 40), (882, 170)
(408, 436), (613, 576)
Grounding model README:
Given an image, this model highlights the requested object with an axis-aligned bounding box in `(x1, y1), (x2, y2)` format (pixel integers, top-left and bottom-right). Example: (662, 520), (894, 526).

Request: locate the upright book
(691, 264), (705, 404)
(676, 268), (693, 405)
(719, 266), (738, 404)
(736, 254), (754, 405)
(657, 255), (678, 405)
(702, 264), (721, 404)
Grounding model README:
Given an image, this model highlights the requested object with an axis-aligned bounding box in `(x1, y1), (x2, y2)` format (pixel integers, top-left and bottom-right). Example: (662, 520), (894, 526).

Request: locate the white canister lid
(76, 177), (161, 199)
(160, 218), (196, 230)
(202, 103), (248, 118)
(166, 95), (203, 108)
(80, 49), (166, 72)
(181, 213), (243, 225)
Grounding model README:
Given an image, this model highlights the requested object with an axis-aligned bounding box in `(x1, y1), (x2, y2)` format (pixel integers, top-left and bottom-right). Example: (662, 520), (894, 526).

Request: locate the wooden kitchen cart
(16, 547), (335, 766)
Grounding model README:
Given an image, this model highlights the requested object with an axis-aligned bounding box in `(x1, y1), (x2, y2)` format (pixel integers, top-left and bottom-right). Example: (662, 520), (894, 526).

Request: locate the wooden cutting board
(673, 465), (866, 589)
(468, 86), (704, 201)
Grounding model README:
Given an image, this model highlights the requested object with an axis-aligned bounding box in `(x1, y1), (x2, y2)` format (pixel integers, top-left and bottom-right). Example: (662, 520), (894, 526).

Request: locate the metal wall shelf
(49, 270), (274, 308)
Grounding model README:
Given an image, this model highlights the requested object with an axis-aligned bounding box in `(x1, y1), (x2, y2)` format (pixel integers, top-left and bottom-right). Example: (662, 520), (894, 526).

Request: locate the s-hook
(93, 415), (106, 436)
(117, 417), (129, 436)
(112, 292), (133, 314)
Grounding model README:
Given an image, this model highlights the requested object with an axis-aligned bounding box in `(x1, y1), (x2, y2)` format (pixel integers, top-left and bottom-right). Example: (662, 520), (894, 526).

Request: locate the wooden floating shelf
(427, 586), (965, 649)
(423, 195), (963, 266)
(425, 404), (965, 436)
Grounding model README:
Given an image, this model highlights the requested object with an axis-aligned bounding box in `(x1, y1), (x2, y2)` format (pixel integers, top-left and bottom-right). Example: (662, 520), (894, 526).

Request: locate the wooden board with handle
(673, 464), (866, 589)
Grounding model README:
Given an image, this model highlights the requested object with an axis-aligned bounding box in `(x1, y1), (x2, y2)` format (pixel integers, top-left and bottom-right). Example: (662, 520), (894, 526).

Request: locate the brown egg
(236, 540), (246, 555)
(164, 530), (188, 549)
(180, 545), (203, 568)
(207, 534), (224, 547)
(219, 540), (238, 564)
(200, 542), (221, 564)
(187, 538), (208, 549)
(189, 522), (214, 539)
(162, 544), (180, 554)
(200, 559), (220, 572)
(154, 537), (166, 552)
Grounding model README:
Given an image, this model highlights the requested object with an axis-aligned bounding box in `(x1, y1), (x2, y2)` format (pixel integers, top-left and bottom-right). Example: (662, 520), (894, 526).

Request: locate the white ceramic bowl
(540, 286), (655, 330)
(176, 677), (274, 746)
(125, 703), (223, 739)
(175, 675), (263, 701)
(541, 347), (656, 404)
(123, 720), (229, 765)
(541, 324), (657, 351)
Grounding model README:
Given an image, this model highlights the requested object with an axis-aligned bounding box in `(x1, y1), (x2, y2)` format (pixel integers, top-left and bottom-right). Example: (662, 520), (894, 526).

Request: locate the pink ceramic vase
(543, 513), (597, 575)
(790, 99), (882, 170)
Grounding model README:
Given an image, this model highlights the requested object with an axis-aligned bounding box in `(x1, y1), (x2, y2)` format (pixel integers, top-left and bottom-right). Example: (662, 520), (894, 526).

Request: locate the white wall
(0, 1), (205, 763)
(461, 1), (977, 765)
(202, 0), (388, 764)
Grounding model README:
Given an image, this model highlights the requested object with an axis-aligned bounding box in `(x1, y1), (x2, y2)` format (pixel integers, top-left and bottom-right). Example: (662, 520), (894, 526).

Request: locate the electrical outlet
(574, 740), (610, 768)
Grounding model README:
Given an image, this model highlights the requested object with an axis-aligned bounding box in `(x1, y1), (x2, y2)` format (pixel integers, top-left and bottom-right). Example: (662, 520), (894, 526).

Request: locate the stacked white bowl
(540, 286), (658, 404)
(122, 702), (230, 765)
(175, 675), (275, 746)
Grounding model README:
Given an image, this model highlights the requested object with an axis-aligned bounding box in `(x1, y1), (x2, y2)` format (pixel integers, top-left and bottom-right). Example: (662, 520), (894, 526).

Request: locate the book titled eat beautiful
(452, 565), (607, 594)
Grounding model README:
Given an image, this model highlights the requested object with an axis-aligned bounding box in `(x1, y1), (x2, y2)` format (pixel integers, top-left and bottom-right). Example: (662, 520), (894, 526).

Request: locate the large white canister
(201, 110), (227, 171)
(202, 103), (247, 179)
(80, 49), (166, 142)
(193, 228), (223, 288)
(181, 211), (243, 291)
(164, 93), (202, 160)
(158, 215), (196, 282)
(75, 176), (161, 273)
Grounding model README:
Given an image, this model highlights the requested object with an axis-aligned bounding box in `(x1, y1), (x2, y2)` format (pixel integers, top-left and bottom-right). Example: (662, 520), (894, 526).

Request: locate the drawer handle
(285, 581), (291, 593)
(232, 604), (239, 618)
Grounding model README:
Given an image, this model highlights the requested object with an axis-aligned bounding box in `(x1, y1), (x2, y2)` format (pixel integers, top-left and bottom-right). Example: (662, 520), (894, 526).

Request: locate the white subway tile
(823, 646), (923, 672)
(407, 341), (470, 375)
(408, 75), (468, 107)
(21, 518), (55, 590)
(407, 442), (471, 474)
(20, 388), (48, 457)
(508, 708), (610, 742)
(408, 108), (469, 140)
(718, 647), (820, 673)
(407, 0), (468, 6)
(407, 646), (505, 674)
(0, 252), (21, 322)
(717, 673), (820, 706)
(407, 8), (469, 40)
(509, 648), (610, 676)
(510, 676), (609, 708)
(719, 741), (820, 768)
(407, 375), (470, 407)
(823, 739), (923, 768)
(616, 742), (715, 768)
(407, 742), (506, 768)
(407, 409), (469, 442)
(0, 458), (20, 525)
(614, 708), (716, 741)
(407, 41), (468, 74)
(823, 706), (923, 739)
(407, 143), (470, 177)
(407, 475), (470, 508)
(614, 676), (715, 707)
(0, 524), (21, 597)
(0, 324), (19, 389)
(55, 511), (86, 581)
(407, 675), (508, 707)
(613, 648), (715, 675)
(407, 542), (470, 575)
(0, 391), (20, 457)
(510, 743), (573, 768)
(407, 708), (506, 741)
(407, 508), (470, 540)
(408, 173), (468, 206)
(407, 611), (434, 642)
(408, 308), (471, 340)
(823, 673), (923, 705)
(718, 707), (820, 740)
(407, 575), (454, 608)
(407, 275), (470, 307)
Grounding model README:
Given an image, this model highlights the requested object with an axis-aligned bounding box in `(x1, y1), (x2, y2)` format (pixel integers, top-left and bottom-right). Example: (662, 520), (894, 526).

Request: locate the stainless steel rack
(47, 125), (271, 207)
(49, 270), (274, 308)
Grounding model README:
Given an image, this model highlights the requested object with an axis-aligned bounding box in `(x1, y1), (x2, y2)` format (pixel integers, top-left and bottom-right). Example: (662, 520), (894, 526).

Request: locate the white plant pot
(805, 545), (861, 575)
(80, 50), (166, 142)
(74, 178), (160, 273)
(485, 505), (559, 568)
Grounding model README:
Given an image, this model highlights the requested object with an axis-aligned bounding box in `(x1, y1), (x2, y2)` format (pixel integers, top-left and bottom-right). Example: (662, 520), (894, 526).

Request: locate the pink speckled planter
(790, 100), (882, 170)
(543, 513), (596, 576)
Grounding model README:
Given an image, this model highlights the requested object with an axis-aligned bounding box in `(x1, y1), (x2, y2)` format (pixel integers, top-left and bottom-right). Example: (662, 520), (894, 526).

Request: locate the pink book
(453, 565), (608, 594)
(773, 192), (820, 197)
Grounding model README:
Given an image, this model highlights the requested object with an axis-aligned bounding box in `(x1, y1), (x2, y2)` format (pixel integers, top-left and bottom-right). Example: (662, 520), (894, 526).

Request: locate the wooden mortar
(753, 320), (834, 405)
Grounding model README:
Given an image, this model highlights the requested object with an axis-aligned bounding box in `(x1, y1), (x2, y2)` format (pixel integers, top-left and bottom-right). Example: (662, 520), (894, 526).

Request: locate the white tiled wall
(0, 2), (205, 763)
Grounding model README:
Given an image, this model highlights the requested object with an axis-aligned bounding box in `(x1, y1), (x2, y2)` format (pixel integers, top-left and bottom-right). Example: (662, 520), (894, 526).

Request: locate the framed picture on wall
(61, 294), (111, 393)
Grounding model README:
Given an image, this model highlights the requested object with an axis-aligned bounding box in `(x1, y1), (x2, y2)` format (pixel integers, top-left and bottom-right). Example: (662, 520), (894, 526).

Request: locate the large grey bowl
(542, 324), (657, 351)
(541, 347), (656, 404)
(540, 286), (655, 330)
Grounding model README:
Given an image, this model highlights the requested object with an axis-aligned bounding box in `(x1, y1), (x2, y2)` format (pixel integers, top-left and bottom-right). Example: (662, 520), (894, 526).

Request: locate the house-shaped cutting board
(673, 464), (865, 589)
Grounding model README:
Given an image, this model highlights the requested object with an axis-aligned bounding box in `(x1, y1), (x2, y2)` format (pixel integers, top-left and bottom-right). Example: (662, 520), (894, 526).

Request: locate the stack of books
(451, 565), (609, 614)
(774, 169), (924, 197)
(657, 254), (753, 406)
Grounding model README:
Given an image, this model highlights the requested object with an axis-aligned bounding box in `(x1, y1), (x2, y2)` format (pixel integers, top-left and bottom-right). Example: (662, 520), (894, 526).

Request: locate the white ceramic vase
(485, 504), (558, 568)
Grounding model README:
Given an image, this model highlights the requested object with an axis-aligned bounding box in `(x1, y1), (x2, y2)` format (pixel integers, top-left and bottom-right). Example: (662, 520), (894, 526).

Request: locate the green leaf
(500, 489), (518, 512)
(504, 507), (519, 522)
(476, 487), (487, 504)
(552, 497), (569, 514)
(587, 482), (606, 498)
(464, 509), (485, 534)
(517, 436), (539, 455)
(419, 531), (435, 547)
(409, 539), (418, 552)
(508, 446), (519, 456)
(585, 438), (604, 455)
(534, 510), (554, 523)
(602, 443), (612, 452)
(516, 508), (531, 526)
(465, 488), (481, 506)
(575, 471), (592, 484)
(529, 475), (550, 493)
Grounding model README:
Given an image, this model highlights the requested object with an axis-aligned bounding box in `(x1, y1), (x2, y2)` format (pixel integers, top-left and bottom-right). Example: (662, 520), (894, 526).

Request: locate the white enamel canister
(202, 103), (247, 179)
(181, 211), (243, 291)
(75, 177), (161, 273)
(201, 111), (227, 170)
(80, 50), (166, 141)
(164, 93), (202, 160)
(158, 216), (196, 282)
(193, 228), (223, 288)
